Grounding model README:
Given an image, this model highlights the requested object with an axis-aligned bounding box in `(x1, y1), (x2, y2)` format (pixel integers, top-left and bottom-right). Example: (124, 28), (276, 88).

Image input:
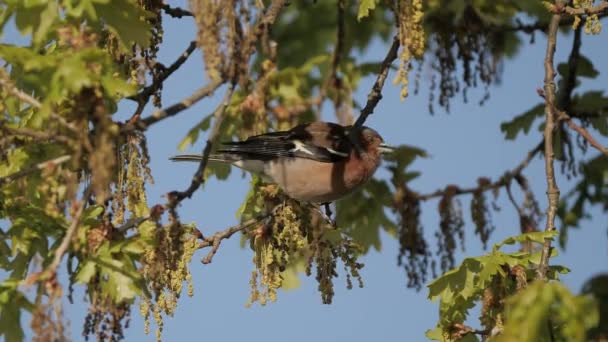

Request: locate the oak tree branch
(198, 215), (270, 264)
(416, 142), (543, 201)
(537, 6), (563, 280)
(354, 36), (400, 128)
(0, 155), (72, 187)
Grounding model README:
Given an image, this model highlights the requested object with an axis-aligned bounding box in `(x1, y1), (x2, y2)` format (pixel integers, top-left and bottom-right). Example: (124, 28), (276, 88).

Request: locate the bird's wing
(218, 122), (351, 163)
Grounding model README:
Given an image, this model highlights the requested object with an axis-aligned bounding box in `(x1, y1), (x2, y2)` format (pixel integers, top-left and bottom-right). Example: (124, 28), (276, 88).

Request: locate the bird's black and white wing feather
(217, 122), (351, 163)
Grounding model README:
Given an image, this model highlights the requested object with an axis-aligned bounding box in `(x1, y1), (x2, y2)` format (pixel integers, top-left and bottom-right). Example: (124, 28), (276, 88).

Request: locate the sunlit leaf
(357, 0), (377, 20)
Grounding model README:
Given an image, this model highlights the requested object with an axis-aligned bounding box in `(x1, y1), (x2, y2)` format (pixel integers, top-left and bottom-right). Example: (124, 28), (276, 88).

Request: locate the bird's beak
(378, 143), (395, 154)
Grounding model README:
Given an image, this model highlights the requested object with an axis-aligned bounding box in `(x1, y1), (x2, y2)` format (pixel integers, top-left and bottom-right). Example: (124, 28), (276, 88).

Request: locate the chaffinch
(170, 121), (393, 203)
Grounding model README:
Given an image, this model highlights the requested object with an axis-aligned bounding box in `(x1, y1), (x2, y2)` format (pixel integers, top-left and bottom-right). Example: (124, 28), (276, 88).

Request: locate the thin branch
(241, 0), (288, 62)
(198, 215), (270, 264)
(354, 36), (400, 127)
(559, 111), (608, 154)
(1, 124), (72, 144)
(0, 71), (79, 134)
(45, 187), (92, 278)
(317, 0), (346, 121)
(505, 182), (524, 217)
(330, 0), (345, 86)
(167, 83), (236, 205)
(501, 12), (608, 33)
(161, 4), (193, 18)
(0, 155), (72, 187)
(0, 72), (42, 107)
(121, 79), (224, 133)
(417, 142), (543, 201)
(115, 216), (149, 233)
(537, 6), (563, 281)
(551, 24), (608, 154)
(128, 40), (198, 118)
(123, 0), (287, 135)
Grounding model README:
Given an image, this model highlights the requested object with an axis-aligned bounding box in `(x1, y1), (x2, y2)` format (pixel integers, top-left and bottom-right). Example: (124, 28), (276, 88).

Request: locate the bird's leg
(320, 202), (337, 229)
(323, 202), (333, 219)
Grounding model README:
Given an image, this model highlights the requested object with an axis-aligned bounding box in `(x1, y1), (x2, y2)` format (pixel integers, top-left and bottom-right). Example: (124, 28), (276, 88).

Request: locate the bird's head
(352, 126), (394, 157)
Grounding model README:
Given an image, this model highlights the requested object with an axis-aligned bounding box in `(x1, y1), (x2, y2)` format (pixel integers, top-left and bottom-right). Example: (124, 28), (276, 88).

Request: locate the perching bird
(170, 121), (393, 203)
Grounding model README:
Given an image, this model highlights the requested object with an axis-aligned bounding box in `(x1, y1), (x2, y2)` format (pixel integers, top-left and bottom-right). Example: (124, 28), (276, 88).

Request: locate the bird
(170, 121), (393, 203)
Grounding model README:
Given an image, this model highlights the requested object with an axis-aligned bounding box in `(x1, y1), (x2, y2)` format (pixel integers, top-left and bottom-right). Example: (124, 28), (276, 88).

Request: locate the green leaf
(357, 0), (377, 20)
(75, 260), (97, 284)
(493, 230), (557, 251)
(94, 0), (151, 49)
(425, 326), (445, 341)
(384, 144), (427, 185)
(499, 281), (599, 342)
(121, 239), (146, 255)
(589, 113), (608, 136)
(280, 260), (306, 291)
(178, 115), (213, 151)
(337, 179), (397, 252)
(573, 91), (608, 113)
(427, 231), (567, 337)
(557, 54), (599, 79)
(500, 103), (544, 140)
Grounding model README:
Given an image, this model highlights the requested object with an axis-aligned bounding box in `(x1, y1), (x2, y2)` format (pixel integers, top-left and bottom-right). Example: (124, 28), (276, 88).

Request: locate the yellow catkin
(138, 223), (198, 341)
(572, 0), (602, 34)
(393, 0), (425, 101)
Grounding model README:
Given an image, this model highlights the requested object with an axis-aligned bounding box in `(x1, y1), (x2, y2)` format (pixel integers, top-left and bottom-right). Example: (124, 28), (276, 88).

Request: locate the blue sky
(5, 1), (608, 341)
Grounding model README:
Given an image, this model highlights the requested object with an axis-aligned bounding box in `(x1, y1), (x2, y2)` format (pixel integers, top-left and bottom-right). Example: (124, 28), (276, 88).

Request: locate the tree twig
(354, 36), (400, 127)
(0, 71), (42, 107)
(317, 0), (346, 121)
(121, 79), (224, 133)
(551, 24), (608, 154)
(416, 141), (543, 201)
(559, 111), (608, 154)
(128, 40), (198, 118)
(537, 6), (563, 280)
(198, 215), (270, 264)
(0, 72), (78, 133)
(45, 187), (92, 278)
(167, 83), (236, 205)
(161, 4), (193, 18)
(500, 12), (608, 33)
(0, 155), (72, 187)
(1, 124), (72, 145)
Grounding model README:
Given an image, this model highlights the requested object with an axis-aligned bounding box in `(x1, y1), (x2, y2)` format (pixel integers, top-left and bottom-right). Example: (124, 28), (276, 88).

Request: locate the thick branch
(537, 7), (563, 281)
(353, 36), (400, 128)
(0, 155), (71, 187)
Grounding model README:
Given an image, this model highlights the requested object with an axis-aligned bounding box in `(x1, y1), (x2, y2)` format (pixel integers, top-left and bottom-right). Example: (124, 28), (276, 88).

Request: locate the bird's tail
(169, 153), (239, 163)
